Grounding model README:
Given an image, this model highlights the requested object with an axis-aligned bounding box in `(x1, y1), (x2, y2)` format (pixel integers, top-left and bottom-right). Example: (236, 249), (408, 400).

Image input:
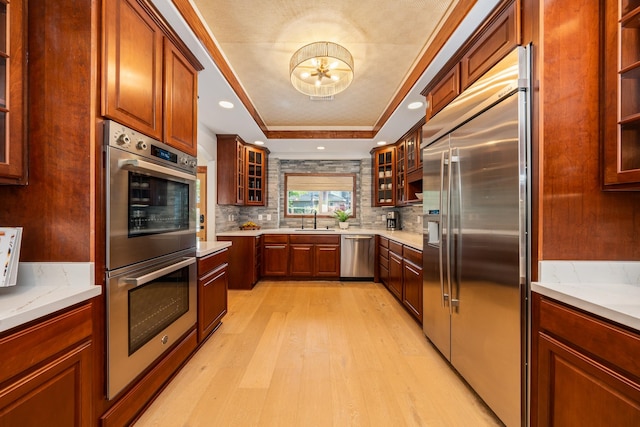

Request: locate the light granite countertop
(216, 228), (423, 250)
(532, 261), (640, 331)
(0, 263), (102, 334)
(196, 240), (232, 258)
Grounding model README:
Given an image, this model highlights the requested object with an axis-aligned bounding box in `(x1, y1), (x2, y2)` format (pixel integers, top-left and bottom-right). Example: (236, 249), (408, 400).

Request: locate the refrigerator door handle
(450, 147), (461, 310)
(439, 151), (450, 308)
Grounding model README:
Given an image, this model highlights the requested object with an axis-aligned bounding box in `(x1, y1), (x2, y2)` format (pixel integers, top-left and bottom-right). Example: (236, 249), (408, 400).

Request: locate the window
(285, 173), (356, 217)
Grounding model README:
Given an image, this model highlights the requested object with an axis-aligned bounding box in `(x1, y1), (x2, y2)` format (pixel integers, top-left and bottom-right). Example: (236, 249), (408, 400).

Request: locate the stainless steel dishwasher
(340, 234), (375, 279)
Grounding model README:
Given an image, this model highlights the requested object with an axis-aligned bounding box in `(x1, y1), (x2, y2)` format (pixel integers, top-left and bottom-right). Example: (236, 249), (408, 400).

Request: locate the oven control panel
(104, 120), (197, 174)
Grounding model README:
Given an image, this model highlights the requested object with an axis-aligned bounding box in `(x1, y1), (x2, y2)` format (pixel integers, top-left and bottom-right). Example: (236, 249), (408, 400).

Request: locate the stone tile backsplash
(215, 157), (424, 235)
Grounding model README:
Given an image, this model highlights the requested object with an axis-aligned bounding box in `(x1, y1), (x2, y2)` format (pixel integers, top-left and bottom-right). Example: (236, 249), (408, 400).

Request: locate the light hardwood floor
(135, 281), (502, 426)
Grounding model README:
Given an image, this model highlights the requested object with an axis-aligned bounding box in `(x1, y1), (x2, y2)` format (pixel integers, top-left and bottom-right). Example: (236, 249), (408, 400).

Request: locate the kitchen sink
(293, 228), (336, 232)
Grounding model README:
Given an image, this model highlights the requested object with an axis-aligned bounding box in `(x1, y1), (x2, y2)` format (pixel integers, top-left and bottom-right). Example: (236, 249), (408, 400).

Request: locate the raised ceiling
(192, 0), (456, 129)
(154, 0), (500, 158)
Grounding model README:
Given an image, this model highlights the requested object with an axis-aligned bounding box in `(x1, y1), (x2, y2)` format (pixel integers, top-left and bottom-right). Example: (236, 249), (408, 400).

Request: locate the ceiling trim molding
(264, 130), (376, 139)
(171, 0), (268, 131)
(172, 0), (475, 140)
(373, 0), (478, 133)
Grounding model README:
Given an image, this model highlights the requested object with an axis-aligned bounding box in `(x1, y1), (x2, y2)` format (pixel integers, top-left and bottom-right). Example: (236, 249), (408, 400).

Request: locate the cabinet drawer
(289, 234), (339, 245)
(379, 237), (389, 248)
(403, 246), (422, 265)
(197, 247), (229, 274)
(263, 234), (289, 244)
(0, 303), (93, 384)
(379, 255), (389, 270)
(537, 295), (640, 379)
(379, 246), (389, 260)
(389, 240), (403, 256)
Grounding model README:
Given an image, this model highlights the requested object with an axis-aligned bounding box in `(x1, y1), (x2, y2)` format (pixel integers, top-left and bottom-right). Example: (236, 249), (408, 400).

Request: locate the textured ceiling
(192, 0), (457, 130)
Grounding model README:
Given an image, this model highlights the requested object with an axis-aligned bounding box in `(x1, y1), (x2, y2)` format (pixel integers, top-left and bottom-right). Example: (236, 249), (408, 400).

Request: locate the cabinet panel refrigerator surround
(422, 47), (531, 427)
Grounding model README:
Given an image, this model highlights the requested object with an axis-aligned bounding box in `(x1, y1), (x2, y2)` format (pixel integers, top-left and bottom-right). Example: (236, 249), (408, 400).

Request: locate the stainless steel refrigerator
(421, 46), (530, 427)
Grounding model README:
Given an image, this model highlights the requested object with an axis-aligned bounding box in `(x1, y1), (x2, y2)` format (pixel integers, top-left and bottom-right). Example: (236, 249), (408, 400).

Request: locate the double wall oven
(104, 120), (197, 399)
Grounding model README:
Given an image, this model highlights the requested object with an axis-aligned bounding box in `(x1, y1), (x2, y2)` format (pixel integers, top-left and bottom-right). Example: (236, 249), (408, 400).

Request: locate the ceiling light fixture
(408, 101), (424, 110)
(218, 101), (234, 109)
(377, 141), (387, 146)
(254, 140), (265, 145)
(289, 41), (354, 97)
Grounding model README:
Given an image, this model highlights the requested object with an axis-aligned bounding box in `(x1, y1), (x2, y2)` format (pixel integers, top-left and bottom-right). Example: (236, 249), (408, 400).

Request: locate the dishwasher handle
(343, 235), (374, 240)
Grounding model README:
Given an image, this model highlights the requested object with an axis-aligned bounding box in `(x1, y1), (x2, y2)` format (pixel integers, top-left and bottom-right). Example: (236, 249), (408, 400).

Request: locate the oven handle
(120, 257), (195, 287)
(119, 159), (196, 182)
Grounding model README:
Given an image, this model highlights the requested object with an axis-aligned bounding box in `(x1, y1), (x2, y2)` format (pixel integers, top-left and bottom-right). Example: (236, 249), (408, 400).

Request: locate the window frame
(284, 172), (356, 218)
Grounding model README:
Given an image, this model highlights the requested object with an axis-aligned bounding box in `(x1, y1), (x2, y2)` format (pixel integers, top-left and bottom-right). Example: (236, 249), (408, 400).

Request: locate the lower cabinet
(531, 292), (640, 426)
(0, 303), (93, 426)
(197, 247), (229, 342)
(388, 249), (403, 300)
(402, 245), (423, 323)
(217, 235), (260, 289)
(314, 242), (340, 278)
(263, 234), (340, 279)
(384, 239), (423, 324)
(262, 234), (290, 277)
(379, 237), (390, 285)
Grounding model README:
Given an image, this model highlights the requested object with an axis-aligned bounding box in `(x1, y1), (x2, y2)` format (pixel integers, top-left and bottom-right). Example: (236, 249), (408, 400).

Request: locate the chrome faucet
(313, 210), (317, 229)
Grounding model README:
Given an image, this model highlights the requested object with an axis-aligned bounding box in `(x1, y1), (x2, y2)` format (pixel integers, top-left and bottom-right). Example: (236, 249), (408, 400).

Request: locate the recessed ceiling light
(408, 101), (423, 110)
(254, 140), (265, 145)
(377, 141), (387, 146)
(218, 101), (234, 109)
(317, 146), (325, 150)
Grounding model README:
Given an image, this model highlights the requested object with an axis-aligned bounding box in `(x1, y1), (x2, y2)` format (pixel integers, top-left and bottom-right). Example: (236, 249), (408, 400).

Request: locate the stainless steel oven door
(106, 144), (196, 270)
(106, 250), (196, 399)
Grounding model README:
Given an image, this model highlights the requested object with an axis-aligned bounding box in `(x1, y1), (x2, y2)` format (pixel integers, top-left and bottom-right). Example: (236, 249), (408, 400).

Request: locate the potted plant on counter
(334, 209), (351, 229)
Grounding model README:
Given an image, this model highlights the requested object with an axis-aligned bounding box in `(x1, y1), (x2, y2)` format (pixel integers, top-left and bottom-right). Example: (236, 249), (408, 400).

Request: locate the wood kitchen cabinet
(378, 237), (390, 285)
(371, 146), (395, 206)
(164, 40), (199, 156)
(264, 234), (340, 279)
(314, 239), (340, 278)
(0, 0), (27, 184)
(387, 241), (404, 301)
(262, 234), (289, 277)
(289, 238), (313, 277)
(0, 303), (93, 426)
(217, 235), (261, 289)
(197, 247), (229, 342)
(426, 64), (460, 120)
(531, 292), (640, 426)
(421, 1), (517, 122)
(217, 135), (269, 206)
(102, 0), (201, 156)
(402, 245), (423, 323)
(395, 139), (407, 205)
(382, 238), (423, 324)
(603, 0), (640, 188)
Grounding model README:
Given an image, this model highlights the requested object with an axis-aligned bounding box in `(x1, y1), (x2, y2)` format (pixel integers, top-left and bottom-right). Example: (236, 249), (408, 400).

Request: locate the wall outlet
(417, 215), (422, 224)
(258, 214), (263, 220)
(381, 214), (386, 222)
(227, 215), (231, 221)
(267, 214), (272, 220)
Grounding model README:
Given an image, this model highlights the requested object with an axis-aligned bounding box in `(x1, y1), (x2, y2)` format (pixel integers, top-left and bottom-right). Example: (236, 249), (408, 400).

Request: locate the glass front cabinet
(372, 146), (395, 206)
(0, 0), (26, 184)
(603, 0), (640, 188)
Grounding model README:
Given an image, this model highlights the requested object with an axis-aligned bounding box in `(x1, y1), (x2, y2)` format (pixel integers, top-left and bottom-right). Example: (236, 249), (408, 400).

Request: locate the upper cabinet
(217, 134), (269, 206)
(0, 0), (26, 184)
(603, 0), (640, 189)
(422, 1), (517, 123)
(371, 146), (395, 207)
(102, 0), (202, 156)
(371, 120), (424, 208)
